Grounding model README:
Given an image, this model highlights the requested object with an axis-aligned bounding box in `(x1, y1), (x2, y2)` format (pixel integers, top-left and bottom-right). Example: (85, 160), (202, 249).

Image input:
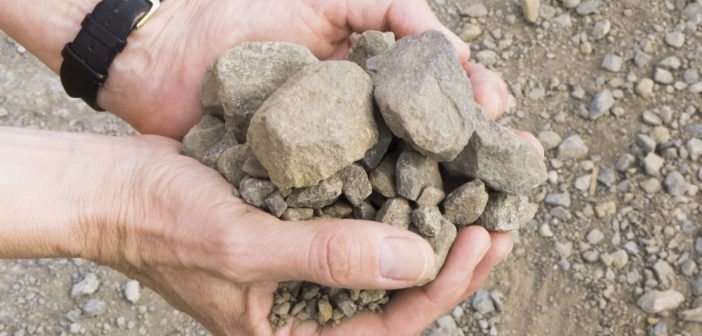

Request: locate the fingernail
(379, 238), (433, 282)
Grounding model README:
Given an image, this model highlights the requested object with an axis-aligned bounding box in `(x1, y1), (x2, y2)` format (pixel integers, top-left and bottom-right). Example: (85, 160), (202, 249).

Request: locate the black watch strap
(60, 0), (157, 111)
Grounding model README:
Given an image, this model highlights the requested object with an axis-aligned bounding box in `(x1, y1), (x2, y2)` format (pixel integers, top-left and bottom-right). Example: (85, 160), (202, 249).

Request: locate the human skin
(0, 0), (538, 334)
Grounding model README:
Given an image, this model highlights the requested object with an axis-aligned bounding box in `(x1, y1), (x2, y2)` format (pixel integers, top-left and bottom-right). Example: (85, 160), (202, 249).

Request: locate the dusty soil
(2, 0), (702, 335)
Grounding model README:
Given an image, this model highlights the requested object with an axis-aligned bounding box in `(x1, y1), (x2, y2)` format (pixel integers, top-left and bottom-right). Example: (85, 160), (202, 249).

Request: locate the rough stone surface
(396, 148), (443, 201)
(200, 66), (224, 118)
(376, 198), (412, 229)
(420, 218), (458, 284)
(478, 193), (539, 232)
(70, 273), (100, 297)
(417, 186), (446, 206)
(347, 31), (396, 71)
(444, 112), (547, 194)
(411, 205), (443, 237)
(443, 180), (489, 226)
(248, 61), (378, 189)
(522, 0), (541, 23)
(215, 42), (318, 142)
(182, 115), (226, 161)
(363, 115), (394, 169)
(239, 177), (277, 208)
(339, 164), (373, 207)
(367, 31), (476, 161)
(557, 135), (589, 159)
(370, 157), (397, 198)
(217, 144), (251, 187)
(588, 90), (615, 120)
(637, 290), (685, 314)
(286, 175), (343, 209)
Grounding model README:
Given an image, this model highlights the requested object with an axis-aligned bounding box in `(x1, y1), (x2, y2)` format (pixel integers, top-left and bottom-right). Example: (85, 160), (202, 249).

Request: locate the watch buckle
(136, 0), (160, 29)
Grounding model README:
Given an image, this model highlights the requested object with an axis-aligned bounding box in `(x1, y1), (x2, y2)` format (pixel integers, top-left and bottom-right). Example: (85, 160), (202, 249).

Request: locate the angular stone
(123, 280), (140, 304)
(396, 148), (443, 201)
(332, 292), (358, 318)
(477, 193), (538, 232)
(637, 290), (684, 314)
(601, 54), (623, 73)
(367, 31), (476, 161)
(588, 89), (615, 120)
(444, 112), (547, 194)
(200, 66), (224, 118)
(353, 201), (377, 220)
(362, 114), (393, 169)
(417, 186), (446, 206)
(688, 138), (702, 161)
(369, 157), (397, 198)
(182, 115), (226, 161)
(202, 136), (237, 169)
(557, 135), (589, 159)
(322, 201), (353, 218)
(537, 131), (562, 151)
(347, 31), (396, 71)
(82, 299), (107, 317)
(264, 192), (288, 218)
(242, 156), (269, 179)
(419, 218), (458, 284)
(411, 205), (442, 237)
(71, 273), (100, 297)
(248, 61), (378, 189)
(643, 153), (665, 176)
(338, 164), (372, 207)
(376, 198), (411, 229)
(281, 208), (314, 221)
(318, 298), (333, 324)
(286, 175), (343, 209)
(684, 124), (702, 139)
(217, 144), (251, 187)
(664, 171), (688, 196)
(215, 42), (318, 142)
(522, 0), (541, 23)
(679, 307), (702, 323)
(443, 180), (489, 226)
(239, 177), (277, 208)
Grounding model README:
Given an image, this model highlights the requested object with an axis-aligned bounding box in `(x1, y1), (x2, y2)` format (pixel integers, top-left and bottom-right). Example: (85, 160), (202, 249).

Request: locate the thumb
(254, 218), (437, 289)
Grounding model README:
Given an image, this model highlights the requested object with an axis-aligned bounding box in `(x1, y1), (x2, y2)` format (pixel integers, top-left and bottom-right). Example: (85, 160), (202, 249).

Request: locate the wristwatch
(59, 0), (160, 111)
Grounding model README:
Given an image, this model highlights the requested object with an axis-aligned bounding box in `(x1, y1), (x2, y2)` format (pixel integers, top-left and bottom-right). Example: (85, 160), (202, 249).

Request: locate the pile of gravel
(183, 30), (547, 328)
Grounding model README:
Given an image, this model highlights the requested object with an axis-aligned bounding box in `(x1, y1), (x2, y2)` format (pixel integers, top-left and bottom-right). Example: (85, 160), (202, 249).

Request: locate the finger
(235, 216), (437, 289)
(466, 62), (509, 120)
(318, 226), (499, 336)
(345, 0), (471, 62)
(511, 128), (546, 158)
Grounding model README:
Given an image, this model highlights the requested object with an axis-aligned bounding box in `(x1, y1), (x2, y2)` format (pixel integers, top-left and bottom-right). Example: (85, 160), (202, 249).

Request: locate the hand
(82, 135), (512, 336)
(99, 0), (512, 139)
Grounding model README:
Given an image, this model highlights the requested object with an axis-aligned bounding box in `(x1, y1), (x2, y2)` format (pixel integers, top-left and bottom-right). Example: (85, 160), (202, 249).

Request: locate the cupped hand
(88, 134), (512, 336)
(99, 0), (511, 140)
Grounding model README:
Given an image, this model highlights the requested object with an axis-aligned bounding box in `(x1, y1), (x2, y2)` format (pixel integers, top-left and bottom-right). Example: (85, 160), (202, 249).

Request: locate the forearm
(0, 0), (99, 73)
(0, 127), (136, 260)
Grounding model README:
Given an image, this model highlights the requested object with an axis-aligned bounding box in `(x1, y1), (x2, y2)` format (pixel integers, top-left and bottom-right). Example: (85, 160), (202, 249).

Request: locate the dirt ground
(2, 0), (702, 335)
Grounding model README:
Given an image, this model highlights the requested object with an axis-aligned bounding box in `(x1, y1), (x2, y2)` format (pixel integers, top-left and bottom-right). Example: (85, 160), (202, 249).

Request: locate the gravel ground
(2, 0), (702, 335)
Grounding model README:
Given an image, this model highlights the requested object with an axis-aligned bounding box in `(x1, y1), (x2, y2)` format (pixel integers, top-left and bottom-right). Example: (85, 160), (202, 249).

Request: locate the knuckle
(313, 231), (362, 285)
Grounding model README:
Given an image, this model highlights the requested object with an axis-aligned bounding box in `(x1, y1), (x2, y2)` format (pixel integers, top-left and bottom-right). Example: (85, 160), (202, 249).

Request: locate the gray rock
(459, 3), (488, 17)
(592, 20), (611, 40)
(217, 144), (251, 187)
(616, 153), (636, 172)
(636, 290), (684, 314)
(420, 218), (458, 284)
(123, 280), (140, 304)
(182, 115), (226, 161)
(444, 111), (547, 194)
(684, 124), (702, 139)
(70, 273), (100, 297)
(338, 164), (373, 207)
(242, 156), (269, 179)
(650, 322), (667, 336)
(688, 139), (702, 161)
(416, 186), (446, 206)
(586, 229), (604, 244)
(202, 136), (237, 169)
(443, 180), (489, 226)
(562, 0), (581, 8)
(537, 131), (562, 151)
(367, 31), (476, 161)
(545, 192), (571, 208)
(576, 0), (600, 15)
(658, 56), (681, 70)
(665, 32), (686, 48)
(322, 201), (353, 218)
(411, 205), (442, 237)
(557, 135), (589, 159)
(82, 299), (107, 317)
(370, 157), (397, 198)
(588, 90), (615, 120)
(653, 260), (675, 288)
(265, 192), (288, 218)
(396, 148), (443, 201)
(353, 201), (377, 220)
(248, 61), (378, 189)
(654, 68), (675, 85)
(332, 292), (358, 318)
(286, 175), (343, 209)
(200, 66), (224, 118)
(472, 289), (495, 314)
(664, 171), (688, 196)
(643, 153), (665, 176)
(636, 134), (657, 153)
(215, 42), (318, 142)
(239, 177), (277, 208)
(347, 31), (396, 71)
(601, 54), (623, 73)
(362, 114), (393, 169)
(376, 198), (412, 229)
(679, 307), (702, 323)
(478, 193), (539, 232)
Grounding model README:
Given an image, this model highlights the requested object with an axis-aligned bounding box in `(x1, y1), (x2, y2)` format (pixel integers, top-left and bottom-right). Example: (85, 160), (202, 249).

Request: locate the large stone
(347, 31), (396, 71)
(338, 164), (373, 207)
(217, 144), (251, 187)
(215, 42), (318, 142)
(182, 115), (226, 161)
(443, 180), (489, 226)
(477, 193), (539, 232)
(396, 148), (443, 201)
(366, 31), (476, 161)
(420, 218), (458, 284)
(636, 290), (685, 314)
(444, 111), (547, 194)
(376, 198), (412, 229)
(248, 61), (378, 189)
(286, 175), (344, 209)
